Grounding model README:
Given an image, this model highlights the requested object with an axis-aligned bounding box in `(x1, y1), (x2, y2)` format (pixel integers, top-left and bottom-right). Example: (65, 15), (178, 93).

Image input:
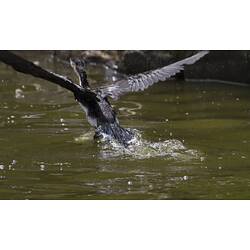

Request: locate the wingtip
(195, 50), (209, 60)
(201, 50), (210, 56)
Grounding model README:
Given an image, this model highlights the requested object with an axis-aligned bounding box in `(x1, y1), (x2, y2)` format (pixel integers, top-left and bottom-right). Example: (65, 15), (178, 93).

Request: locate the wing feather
(100, 51), (209, 99)
(0, 51), (81, 94)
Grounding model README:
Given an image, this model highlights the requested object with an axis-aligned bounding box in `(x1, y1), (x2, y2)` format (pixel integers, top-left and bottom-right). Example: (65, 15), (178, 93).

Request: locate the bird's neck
(78, 70), (89, 88)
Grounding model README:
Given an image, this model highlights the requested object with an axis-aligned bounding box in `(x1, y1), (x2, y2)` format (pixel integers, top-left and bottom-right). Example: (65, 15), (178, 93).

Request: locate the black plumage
(0, 51), (209, 146)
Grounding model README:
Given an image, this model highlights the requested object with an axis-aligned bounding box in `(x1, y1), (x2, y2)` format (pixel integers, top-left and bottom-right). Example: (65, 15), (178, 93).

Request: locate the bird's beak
(69, 58), (74, 67)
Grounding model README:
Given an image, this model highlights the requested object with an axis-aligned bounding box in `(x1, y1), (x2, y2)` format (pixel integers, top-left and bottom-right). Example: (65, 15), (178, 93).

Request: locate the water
(0, 52), (250, 199)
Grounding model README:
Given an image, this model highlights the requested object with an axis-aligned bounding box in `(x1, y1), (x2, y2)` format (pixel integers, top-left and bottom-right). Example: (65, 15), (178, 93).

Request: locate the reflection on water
(1, 52), (250, 199)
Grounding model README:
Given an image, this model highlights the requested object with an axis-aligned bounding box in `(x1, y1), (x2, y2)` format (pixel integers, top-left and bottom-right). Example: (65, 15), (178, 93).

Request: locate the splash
(74, 130), (95, 143)
(74, 129), (203, 161)
(98, 129), (202, 161)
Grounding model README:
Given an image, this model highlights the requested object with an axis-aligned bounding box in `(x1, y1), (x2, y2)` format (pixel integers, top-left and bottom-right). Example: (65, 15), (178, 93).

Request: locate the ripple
(118, 101), (143, 116)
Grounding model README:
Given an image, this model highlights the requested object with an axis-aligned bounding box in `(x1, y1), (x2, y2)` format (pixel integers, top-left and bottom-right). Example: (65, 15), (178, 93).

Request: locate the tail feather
(95, 123), (134, 146)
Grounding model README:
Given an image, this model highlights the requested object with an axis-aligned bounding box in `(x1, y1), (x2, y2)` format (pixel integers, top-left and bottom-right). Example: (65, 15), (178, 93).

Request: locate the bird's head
(70, 58), (86, 74)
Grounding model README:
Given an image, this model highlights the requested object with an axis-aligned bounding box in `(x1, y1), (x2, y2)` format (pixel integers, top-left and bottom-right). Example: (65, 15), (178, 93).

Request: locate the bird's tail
(95, 123), (134, 146)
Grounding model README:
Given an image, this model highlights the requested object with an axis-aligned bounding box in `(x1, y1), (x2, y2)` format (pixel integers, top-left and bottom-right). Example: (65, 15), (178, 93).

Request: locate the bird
(0, 50), (209, 146)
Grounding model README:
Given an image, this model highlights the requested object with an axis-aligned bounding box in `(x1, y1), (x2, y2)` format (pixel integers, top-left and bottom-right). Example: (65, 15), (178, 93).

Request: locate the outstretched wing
(100, 51), (209, 100)
(0, 51), (81, 94)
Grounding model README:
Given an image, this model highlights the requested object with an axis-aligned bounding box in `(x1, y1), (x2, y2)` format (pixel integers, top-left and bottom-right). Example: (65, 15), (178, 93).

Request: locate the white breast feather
(79, 103), (97, 128)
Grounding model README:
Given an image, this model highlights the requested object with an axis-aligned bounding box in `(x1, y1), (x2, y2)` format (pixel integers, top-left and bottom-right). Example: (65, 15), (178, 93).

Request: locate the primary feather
(100, 51), (209, 100)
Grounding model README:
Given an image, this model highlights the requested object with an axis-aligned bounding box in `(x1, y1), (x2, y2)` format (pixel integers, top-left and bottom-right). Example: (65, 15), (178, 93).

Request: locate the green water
(0, 53), (250, 199)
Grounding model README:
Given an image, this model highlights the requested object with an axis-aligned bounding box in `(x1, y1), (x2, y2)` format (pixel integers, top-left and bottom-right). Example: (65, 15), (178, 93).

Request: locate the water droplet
(15, 89), (24, 99)
(11, 160), (17, 165)
(183, 176), (188, 181)
(0, 165), (4, 170)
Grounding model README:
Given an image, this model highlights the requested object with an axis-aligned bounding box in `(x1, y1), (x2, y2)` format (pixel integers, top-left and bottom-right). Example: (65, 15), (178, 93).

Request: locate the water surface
(0, 53), (250, 199)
